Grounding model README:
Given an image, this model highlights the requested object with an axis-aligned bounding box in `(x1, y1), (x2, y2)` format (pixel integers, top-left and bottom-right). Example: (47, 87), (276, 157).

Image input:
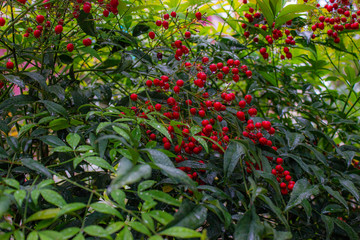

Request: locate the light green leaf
(66, 133), (80, 149)
(85, 156), (115, 172)
(160, 227), (202, 238)
(26, 208), (60, 222)
(40, 189), (66, 207)
(90, 202), (123, 219)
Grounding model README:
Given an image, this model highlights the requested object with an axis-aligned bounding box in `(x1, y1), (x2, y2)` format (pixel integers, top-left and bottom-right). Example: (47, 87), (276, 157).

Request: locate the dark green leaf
(76, 11), (96, 36)
(132, 23), (150, 37)
(285, 179), (319, 211)
(39, 100), (68, 117)
(22, 158), (52, 178)
(224, 141), (246, 178)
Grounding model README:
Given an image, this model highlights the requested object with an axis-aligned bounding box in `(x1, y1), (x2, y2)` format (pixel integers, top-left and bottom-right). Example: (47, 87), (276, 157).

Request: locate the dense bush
(0, 0), (360, 239)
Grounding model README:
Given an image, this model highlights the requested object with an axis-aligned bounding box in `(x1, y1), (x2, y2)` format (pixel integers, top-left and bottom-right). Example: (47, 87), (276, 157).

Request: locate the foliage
(0, 0), (359, 239)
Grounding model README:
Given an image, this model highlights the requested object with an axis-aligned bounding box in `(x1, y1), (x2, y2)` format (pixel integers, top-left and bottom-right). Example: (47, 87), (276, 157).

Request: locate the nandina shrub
(0, 0), (359, 239)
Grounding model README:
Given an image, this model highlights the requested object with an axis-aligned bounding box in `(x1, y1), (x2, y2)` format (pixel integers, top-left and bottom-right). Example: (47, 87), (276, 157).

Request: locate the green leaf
(141, 190), (180, 207)
(82, 47), (101, 62)
(275, 13), (303, 28)
(0, 95), (37, 111)
(127, 221), (151, 236)
(14, 229), (25, 240)
(38, 231), (63, 240)
(83, 226), (110, 239)
(38, 136), (66, 147)
(113, 126), (130, 142)
(138, 180), (156, 192)
(85, 156), (115, 172)
(40, 189), (66, 207)
(116, 227), (133, 240)
(323, 185), (348, 210)
(111, 189), (126, 206)
(224, 141), (246, 178)
(22, 158), (52, 178)
(53, 146), (73, 152)
(96, 122), (112, 134)
(132, 23), (150, 37)
(155, 163), (196, 188)
(257, 0), (274, 27)
(339, 179), (360, 202)
(76, 10), (96, 36)
(278, 4), (316, 18)
(194, 136), (209, 153)
(108, 158), (151, 191)
(38, 100), (68, 117)
(18, 123), (36, 137)
(334, 218), (359, 240)
(285, 179), (319, 211)
(106, 222), (124, 234)
(4, 179), (20, 189)
(60, 227), (80, 239)
(166, 200), (207, 229)
(144, 149), (174, 167)
(14, 190), (26, 207)
(258, 194), (289, 230)
(2, 75), (25, 88)
(234, 206), (264, 240)
(0, 195), (11, 218)
(27, 231), (38, 240)
(160, 227), (201, 238)
(131, 126), (141, 145)
(147, 120), (172, 142)
(285, 131), (304, 150)
(26, 208), (60, 222)
(299, 144), (328, 166)
(57, 203), (86, 216)
(321, 215), (334, 240)
(90, 202), (123, 219)
(58, 54), (73, 64)
(148, 210), (174, 225)
(66, 133), (80, 149)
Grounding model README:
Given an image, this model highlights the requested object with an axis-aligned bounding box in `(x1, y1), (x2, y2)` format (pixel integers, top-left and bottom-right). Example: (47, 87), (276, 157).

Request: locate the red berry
(156, 20), (162, 26)
(36, 15), (45, 24)
(146, 80), (152, 88)
(83, 3), (91, 13)
(176, 79), (184, 87)
(155, 104), (162, 111)
(184, 31), (191, 38)
(54, 25), (63, 34)
(285, 175), (292, 182)
(281, 189), (288, 195)
(130, 93), (138, 101)
(164, 13), (170, 20)
(67, 43), (74, 52)
(171, 11), (176, 18)
(34, 30), (41, 38)
(244, 95), (252, 104)
(238, 100), (246, 108)
(280, 182), (287, 188)
(195, 12), (202, 20)
(83, 38), (92, 46)
(276, 158), (283, 164)
(236, 111), (245, 121)
(149, 31), (155, 39)
(245, 70), (252, 78)
(164, 142), (171, 150)
(0, 17), (5, 26)
(6, 61), (14, 70)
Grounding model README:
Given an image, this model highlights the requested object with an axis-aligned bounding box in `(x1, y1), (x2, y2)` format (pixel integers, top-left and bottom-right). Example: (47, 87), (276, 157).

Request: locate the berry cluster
(124, 11), (295, 194)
